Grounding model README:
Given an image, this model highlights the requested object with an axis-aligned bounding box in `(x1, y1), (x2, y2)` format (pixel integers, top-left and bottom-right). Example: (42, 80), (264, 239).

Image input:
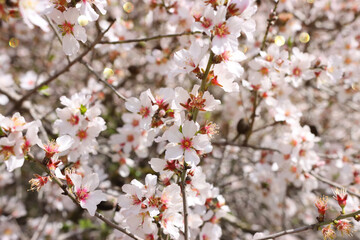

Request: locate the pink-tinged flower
(332, 188), (348, 212)
(335, 220), (353, 236)
(175, 85), (220, 112)
(322, 225), (336, 240)
(173, 41), (208, 75)
(164, 120), (212, 166)
(125, 90), (159, 129)
(210, 6), (243, 55)
(76, 0), (107, 22)
(49, 8), (87, 55)
(37, 135), (74, 158)
(70, 173), (107, 216)
(20, 71), (45, 90)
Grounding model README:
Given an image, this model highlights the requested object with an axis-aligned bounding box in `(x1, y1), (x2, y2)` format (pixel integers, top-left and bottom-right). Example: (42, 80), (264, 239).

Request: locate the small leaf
(80, 104), (87, 115)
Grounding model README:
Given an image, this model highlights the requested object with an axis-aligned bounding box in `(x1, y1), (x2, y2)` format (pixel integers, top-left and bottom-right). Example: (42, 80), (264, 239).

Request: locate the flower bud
(103, 67), (114, 79)
(332, 188), (348, 213)
(78, 15), (89, 27)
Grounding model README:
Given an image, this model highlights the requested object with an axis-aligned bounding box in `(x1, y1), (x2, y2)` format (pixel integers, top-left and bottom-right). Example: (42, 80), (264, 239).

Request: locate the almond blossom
(164, 120), (212, 166)
(69, 172), (107, 216)
(49, 8), (87, 55)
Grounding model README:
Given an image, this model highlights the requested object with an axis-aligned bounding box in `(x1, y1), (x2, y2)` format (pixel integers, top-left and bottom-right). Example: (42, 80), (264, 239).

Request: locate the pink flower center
(201, 17), (212, 29)
(1, 145), (15, 160)
(127, 134), (134, 142)
(76, 187), (89, 202)
(292, 67), (302, 77)
(77, 129), (87, 140)
(68, 114), (79, 125)
(44, 141), (59, 155)
(181, 138), (193, 150)
(60, 21), (74, 35)
(139, 106), (150, 118)
(260, 67), (269, 76)
(213, 22), (230, 38)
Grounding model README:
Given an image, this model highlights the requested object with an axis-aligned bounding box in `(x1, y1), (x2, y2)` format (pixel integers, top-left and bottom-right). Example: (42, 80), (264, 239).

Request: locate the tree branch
(79, 60), (128, 101)
(99, 31), (202, 45)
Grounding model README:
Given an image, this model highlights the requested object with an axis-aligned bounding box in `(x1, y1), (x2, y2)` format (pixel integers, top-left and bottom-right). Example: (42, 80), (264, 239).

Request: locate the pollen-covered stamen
(139, 106), (150, 118)
(181, 138), (193, 150)
(188, 93), (207, 111)
(292, 67), (302, 77)
(59, 21), (74, 35)
(77, 129), (88, 140)
(213, 22), (230, 38)
(76, 187), (89, 202)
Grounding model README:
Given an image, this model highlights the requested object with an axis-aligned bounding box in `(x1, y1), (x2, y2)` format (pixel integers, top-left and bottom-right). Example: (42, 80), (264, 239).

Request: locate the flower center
(292, 67), (302, 77)
(213, 22), (230, 38)
(59, 21), (74, 35)
(181, 138), (193, 150)
(68, 114), (79, 125)
(76, 187), (89, 202)
(201, 17), (212, 29)
(260, 67), (269, 76)
(139, 106), (150, 118)
(77, 129), (87, 140)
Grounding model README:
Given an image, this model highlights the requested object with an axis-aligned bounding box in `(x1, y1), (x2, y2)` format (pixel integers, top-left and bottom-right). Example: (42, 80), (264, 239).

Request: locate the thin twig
(30, 214), (49, 240)
(180, 167), (189, 240)
(79, 60), (128, 101)
(309, 171), (360, 198)
(99, 31), (202, 44)
(8, 20), (116, 115)
(212, 141), (281, 153)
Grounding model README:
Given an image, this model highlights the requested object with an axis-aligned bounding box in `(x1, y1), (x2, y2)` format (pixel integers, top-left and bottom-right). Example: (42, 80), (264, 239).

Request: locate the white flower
(19, 0), (51, 32)
(49, 8), (87, 55)
(20, 71), (44, 90)
(164, 120), (212, 166)
(173, 41), (208, 75)
(37, 135), (74, 158)
(70, 172), (107, 216)
(76, 0), (107, 22)
(125, 90), (159, 129)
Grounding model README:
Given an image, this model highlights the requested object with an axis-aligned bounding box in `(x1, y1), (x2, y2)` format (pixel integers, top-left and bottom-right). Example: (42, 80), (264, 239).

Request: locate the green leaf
(38, 85), (50, 96)
(80, 104), (87, 115)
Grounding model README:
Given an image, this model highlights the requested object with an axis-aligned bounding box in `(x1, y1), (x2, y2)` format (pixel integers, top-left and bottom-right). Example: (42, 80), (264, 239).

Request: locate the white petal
(62, 34), (79, 56)
(165, 145), (183, 160)
(182, 120), (198, 138)
(184, 149), (200, 165)
(57, 135), (74, 152)
(73, 25), (87, 43)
